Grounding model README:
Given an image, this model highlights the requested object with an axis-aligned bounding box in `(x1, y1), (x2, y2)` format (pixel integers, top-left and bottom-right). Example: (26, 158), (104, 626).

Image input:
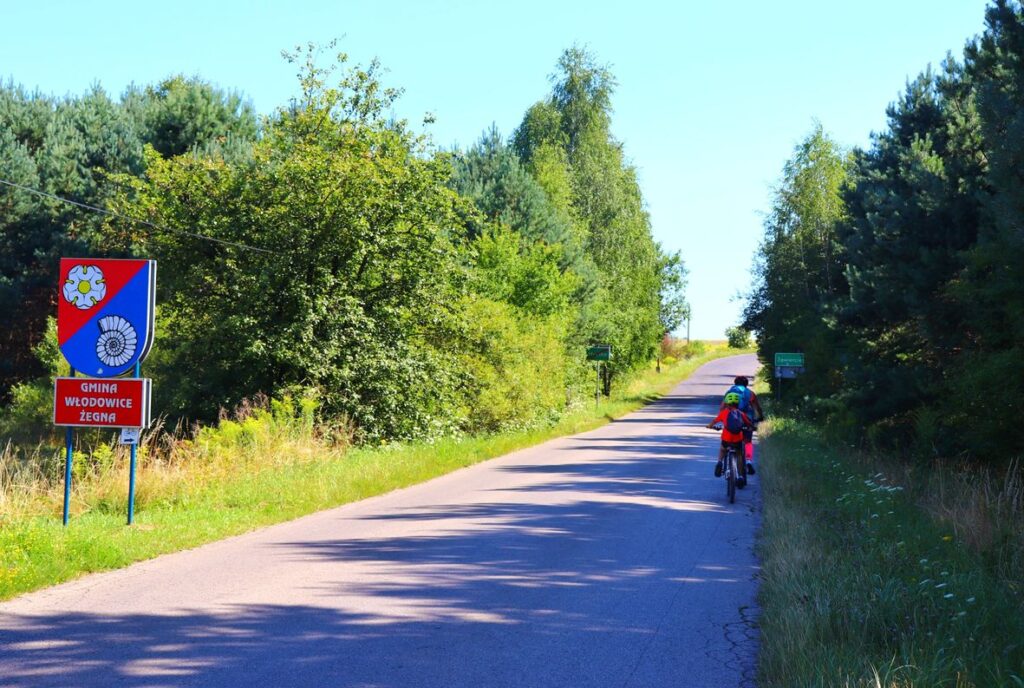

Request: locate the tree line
(744, 0), (1024, 461)
(0, 44), (686, 443)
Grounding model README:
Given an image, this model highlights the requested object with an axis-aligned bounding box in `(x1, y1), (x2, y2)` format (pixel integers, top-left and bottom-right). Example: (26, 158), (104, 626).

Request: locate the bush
(661, 335), (708, 360)
(0, 318), (67, 446)
(678, 340), (706, 359)
(725, 326), (752, 349)
(456, 296), (570, 434)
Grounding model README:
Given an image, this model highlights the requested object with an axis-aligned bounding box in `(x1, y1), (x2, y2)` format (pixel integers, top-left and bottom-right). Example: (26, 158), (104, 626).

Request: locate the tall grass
(0, 343), (740, 601)
(0, 393), (338, 521)
(922, 459), (1024, 600)
(757, 418), (1024, 687)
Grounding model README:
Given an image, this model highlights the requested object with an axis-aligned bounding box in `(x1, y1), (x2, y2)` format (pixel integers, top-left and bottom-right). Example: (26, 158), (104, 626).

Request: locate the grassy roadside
(756, 417), (1024, 687)
(0, 344), (750, 601)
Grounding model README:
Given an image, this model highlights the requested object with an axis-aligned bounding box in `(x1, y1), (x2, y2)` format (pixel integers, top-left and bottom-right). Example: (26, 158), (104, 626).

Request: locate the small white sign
(119, 427), (141, 445)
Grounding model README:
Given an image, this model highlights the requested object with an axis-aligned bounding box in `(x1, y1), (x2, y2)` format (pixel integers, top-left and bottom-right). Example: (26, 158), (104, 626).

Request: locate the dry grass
(919, 458), (1024, 597)
(0, 394), (346, 522)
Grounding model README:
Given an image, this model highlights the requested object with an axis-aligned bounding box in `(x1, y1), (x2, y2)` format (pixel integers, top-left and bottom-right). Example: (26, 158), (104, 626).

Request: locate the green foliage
(123, 75), (258, 158)
(449, 129), (593, 432)
(746, 2), (1024, 463)
(0, 126), (43, 391)
(946, 0), (1024, 459)
(0, 380), (54, 447)
(0, 75), (258, 403)
(455, 296), (569, 433)
(680, 340), (706, 359)
(660, 335), (704, 361)
(759, 418), (1024, 686)
(511, 47), (669, 380)
(450, 128), (590, 313)
(511, 102), (565, 163)
(658, 251), (689, 335)
(471, 225), (579, 317)
(0, 84), (140, 396)
(113, 48), (466, 441)
(550, 46), (616, 156)
(451, 127), (574, 249)
(452, 46), (682, 418)
(0, 318), (68, 445)
(837, 64), (985, 433)
(1, 42), (686, 450)
(194, 392), (320, 451)
(744, 124), (850, 399)
(725, 326), (751, 349)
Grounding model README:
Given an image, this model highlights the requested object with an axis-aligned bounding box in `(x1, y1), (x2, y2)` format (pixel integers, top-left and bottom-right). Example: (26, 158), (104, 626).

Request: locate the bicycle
(711, 423), (748, 503)
(724, 441), (746, 503)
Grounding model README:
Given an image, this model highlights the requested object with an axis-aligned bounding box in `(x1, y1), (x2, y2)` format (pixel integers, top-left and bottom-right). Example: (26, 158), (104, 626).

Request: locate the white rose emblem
(63, 265), (106, 310)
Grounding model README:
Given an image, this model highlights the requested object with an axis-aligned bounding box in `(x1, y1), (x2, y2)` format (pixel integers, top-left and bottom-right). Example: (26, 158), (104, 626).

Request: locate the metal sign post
(127, 361), (141, 525)
(62, 368), (76, 527)
(54, 258), (156, 526)
(773, 352), (806, 400)
(586, 345), (612, 408)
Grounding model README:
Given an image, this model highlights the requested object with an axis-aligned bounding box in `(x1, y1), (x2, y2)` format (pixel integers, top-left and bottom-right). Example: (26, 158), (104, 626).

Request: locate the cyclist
(721, 376), (764, 474)
(707, 392), (753, 482)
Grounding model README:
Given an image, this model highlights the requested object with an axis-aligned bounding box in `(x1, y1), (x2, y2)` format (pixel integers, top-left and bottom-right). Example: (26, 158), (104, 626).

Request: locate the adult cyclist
(721, 376), (764, 473)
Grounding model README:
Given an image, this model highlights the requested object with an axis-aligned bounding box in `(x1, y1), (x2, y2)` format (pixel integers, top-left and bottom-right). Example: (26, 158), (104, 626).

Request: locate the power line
(0, 178), (274, 254)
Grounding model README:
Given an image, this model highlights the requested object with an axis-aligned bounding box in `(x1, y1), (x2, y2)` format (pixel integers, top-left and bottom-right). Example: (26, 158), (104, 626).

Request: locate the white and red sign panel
(53, 377), (152, 428)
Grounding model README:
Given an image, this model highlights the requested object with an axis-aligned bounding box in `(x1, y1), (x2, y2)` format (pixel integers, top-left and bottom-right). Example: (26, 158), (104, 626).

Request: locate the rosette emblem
(63, 265), (106, 310)
(96, 316), (138, 367)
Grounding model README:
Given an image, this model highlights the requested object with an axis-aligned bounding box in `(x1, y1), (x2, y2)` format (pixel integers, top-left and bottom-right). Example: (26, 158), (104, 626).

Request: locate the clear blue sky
(3, 1), (991, 339)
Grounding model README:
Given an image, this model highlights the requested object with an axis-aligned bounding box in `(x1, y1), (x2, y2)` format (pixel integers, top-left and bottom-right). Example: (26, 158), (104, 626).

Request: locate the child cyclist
(721, 376), (764, 474)
(707, 392), (753, 482)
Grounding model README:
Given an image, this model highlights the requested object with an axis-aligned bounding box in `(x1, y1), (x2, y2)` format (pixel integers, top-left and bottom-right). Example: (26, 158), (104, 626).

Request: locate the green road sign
(774, 352), (805, 367)
(587, 344), (612, 361)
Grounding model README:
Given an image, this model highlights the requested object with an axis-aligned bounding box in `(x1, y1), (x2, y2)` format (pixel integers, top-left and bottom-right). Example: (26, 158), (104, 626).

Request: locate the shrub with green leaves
(725, 326), (751, 349)
(113, 50), (468, 441)
(455, 296), (571, 433)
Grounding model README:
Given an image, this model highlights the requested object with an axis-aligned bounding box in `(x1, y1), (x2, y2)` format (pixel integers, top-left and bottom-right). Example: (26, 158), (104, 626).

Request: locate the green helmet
(724, 392), (741, 406)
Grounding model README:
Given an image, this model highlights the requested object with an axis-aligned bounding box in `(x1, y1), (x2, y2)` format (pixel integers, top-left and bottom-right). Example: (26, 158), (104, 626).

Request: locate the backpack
(725, 407), (746, 434)
(726, 384), (753, 416)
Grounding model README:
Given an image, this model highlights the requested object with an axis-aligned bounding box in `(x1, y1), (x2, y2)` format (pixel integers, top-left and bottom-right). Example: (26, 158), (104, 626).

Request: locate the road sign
(119, 428), (141, 445)
(774, 352), (805, 367)
(587, 344), (612, 361)
(57, 258), (156, 377)
(54, 377), (152, 428)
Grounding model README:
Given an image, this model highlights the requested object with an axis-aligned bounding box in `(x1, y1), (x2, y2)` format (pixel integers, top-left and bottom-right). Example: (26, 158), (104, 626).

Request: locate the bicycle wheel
(726, 451), (736, 503)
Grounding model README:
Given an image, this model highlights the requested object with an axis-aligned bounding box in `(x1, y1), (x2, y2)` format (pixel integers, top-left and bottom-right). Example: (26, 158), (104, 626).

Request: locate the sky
(2, 0), (993, 339)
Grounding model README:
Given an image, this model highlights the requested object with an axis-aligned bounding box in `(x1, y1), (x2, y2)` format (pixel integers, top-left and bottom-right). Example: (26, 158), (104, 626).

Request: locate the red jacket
(711, 408), (751, 443)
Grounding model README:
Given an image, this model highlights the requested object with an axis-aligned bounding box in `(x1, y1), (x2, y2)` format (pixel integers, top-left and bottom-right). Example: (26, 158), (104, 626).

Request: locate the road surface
(0, 354), (761, 687)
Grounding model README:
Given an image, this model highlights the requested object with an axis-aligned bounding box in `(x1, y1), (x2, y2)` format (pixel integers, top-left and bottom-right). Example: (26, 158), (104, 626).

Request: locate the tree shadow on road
(0, 492), (757, 687)
(0, 373), (760, 688)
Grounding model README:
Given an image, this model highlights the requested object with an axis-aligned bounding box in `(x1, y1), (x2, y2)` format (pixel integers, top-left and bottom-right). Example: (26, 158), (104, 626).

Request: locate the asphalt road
(0, 354), (761, 688)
